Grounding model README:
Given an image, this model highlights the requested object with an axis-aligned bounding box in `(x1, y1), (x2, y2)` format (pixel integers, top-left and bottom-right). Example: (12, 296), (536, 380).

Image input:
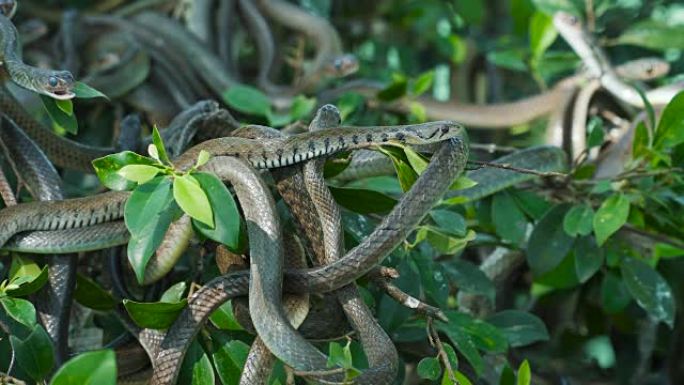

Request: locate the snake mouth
(48, 89), (76, 100)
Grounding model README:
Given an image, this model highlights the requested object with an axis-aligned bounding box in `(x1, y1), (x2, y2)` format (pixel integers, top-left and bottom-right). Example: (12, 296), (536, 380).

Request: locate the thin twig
(467, 160), (567, 178)
(373, 277), (448, 322)
(427, 318), (459, 385)
(622, 224), (684, 250)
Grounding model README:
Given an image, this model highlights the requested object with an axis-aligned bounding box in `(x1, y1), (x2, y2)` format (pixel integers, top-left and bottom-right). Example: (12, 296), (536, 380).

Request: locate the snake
(322, 56), (669, 130)
(255, 0), (359, 92)
(150, 127), (468, 384)
(0, 115), (76, 367)
(553, 12), (683, 108)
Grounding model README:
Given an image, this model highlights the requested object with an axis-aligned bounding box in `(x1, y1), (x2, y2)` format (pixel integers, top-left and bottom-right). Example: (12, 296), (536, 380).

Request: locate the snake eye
(48, 76), (58, 87)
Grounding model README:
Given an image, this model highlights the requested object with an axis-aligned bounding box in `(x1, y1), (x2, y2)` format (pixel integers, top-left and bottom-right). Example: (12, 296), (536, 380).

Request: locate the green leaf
(531, 0), (578, 14)
(593, 194), (630, 246)
(152, 125), (171, 165)
(72, 81), (109, 99)
(486, 310), (549, 348)
(654, 90), (684, 150)
(329, 186), (397, 214)
(527, 204), (575, 275)
(563, 204), (595, 237)
(492, 192), (529, 244)
(178, 340), (214, 385)
(93, 151), (159, 191)
(209, 301), (243, 331)
(601, 272), (632, 314)
(6, 264), (48, 297)
(160, 281), (187, 303)
(123, 298), (187, 329)
(73, 274), (116, 311)
(40, 94), (78, 134)
(487, 49), (528, 72)
(404, 146), (429, 174)
(529, 12), (558, 59)
(125, 176), (177, 283)
(55, 99), (73, 116)
(222, 84), (271, 116)
(9, 255), (42, 281)
(0, 297), (36, 328)
(174, 174), (214, 228)
(574, 236), (604, 283)
(615, 21), (684, 51)
(416, 228), (475, 255)
(327, 341), (353, 370)
(430, 209), (466, 237)
(499, 365), (516, 385)
(443, 260), (495, 302)
(195, 150), (211, 168)
(210, 331), (249, 385)
(437, 312), (484, 375)
(517, 360), (531, 385)
(191, 173), (243, 251)
(621, 258), (676, 327)
(449, 176), (478, 191)
(411, 70), (435, 96)
(118, 164), (162, 185)
(11, 325), (54, 382)
(50, 350), (115, 385)
(289, 95), (317, 121)
(377, 78), (407, 101)
(417, 357), (442, 380)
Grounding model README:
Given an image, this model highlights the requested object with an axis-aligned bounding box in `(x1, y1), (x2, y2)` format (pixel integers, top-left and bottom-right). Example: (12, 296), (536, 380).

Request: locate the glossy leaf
(327, 341), (354, 369)
(527, 204), (575, 275)
(118, 164), (162, 185)
(574, 236), (604, 283)
(563, 204), (594, 237)
(178, 340), (214, 385)
(123, 298), (187, 329)
(443, 259), (495, 302)
(55, 99), (73, 116)
(430, 209), (466, 237)
(211, 331), (249, 385)
(654, 90), (684, 150)
(412, 70), (435, 96)
(152, 125), (171, 165)
(73, 274), (116, 311)
(174, 174), (214, 228)
(486, 310), (549, 348)
(529, 11), (558, 59)
(50, 350), (116, 385)
(517, 360), (531, 385)
(192, 173), (243, 251)
(621, 258), (676, 327)
(160, 281), (187, 303)
(601, 272), (632, 314)
(93, 151), (159, 191)
(11, 325), (54, 382)
(5, 265), (48, 297)
(492, 192), (528, 244)
(40, 95), (78, 134)
(222, 84), (271, 116)
(209, 301), (243, 331)
(377, 78), (407, 101)
(417, 357), (442, 380)
(593, 194), (630, 246)
(616, 21), (684, 51)
(330, 186), (397, 214)
(73, 82), (109, 99)
(125, 176), (177, 283)
(0, 297), (36, 328)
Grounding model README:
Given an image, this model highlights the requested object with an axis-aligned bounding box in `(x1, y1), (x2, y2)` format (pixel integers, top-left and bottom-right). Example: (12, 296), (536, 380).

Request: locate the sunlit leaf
(50, 350), (116, 385)
(174, 174), (214, 228)
(621, 258), (676, 327)
(593, 194), (630, 246)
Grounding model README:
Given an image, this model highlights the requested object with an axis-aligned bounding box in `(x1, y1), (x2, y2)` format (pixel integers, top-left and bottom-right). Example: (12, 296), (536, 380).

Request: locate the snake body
(151, 132), (468, 384)
(256, 0), (358, 91)
(0, 116), (75, 366)
(553, 12), (682, 108)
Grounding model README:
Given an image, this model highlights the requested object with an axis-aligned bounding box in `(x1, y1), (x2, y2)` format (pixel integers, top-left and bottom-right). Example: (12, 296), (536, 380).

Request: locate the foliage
(1, 0), (684, 385)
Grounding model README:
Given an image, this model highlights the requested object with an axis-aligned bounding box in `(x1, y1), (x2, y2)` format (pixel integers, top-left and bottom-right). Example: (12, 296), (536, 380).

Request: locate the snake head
(620, 58), (670, 81)
(0, 0), (17, 19)
(399, 121), (465, 145)
(325, 54), (360, 77)
(553, 11), (582, 34)
(38, 70), (76, 100)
